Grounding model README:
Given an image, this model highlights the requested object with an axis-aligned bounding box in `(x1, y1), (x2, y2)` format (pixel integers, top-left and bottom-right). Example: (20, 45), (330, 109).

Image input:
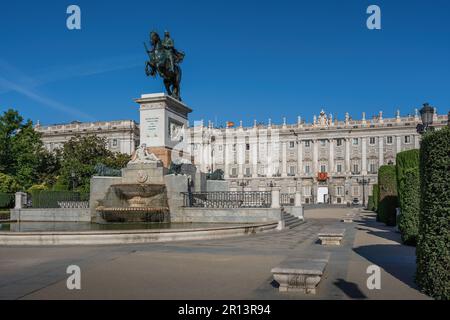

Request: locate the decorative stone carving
(129, 144), (160, 164)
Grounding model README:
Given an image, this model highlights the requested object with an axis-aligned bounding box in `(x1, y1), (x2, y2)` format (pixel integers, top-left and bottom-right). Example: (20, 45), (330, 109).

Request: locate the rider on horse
(144, 31), (184, 101)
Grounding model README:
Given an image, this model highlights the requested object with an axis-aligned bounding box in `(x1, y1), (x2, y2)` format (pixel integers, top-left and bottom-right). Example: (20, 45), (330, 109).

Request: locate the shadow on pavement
(353, 215), (420, 291)
(333, 278), (367, 299)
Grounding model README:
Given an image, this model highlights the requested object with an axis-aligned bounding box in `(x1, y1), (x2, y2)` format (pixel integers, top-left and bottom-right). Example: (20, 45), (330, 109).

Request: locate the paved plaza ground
(0, 207), (430, 300)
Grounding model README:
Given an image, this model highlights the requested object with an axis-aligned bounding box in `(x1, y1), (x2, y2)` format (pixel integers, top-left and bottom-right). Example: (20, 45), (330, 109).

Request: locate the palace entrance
(317, 186), (329, 204)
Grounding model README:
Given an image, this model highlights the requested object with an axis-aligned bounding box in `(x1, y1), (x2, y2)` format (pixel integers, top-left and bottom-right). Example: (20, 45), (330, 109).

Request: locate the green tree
(0, 173), (20, 193)
(0, 109), (46, 190)
(57, 135), (129, 192)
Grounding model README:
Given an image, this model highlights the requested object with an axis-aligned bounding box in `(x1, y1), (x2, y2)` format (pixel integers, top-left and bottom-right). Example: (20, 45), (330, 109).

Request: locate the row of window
(193, 136), (413, 152)
(228, 162), (379, 176)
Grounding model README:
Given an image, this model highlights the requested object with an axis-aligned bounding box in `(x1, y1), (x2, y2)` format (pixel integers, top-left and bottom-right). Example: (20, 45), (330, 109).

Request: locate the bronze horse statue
(144, 31), (184, 101)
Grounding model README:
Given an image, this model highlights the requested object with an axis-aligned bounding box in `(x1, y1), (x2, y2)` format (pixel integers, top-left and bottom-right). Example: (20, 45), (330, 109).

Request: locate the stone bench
(271, 257), (328, 294)
(342, 213), (356, 223)
(318, 228), (345, 245)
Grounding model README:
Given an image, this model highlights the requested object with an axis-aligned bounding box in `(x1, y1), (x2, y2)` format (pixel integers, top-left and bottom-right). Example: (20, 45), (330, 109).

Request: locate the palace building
(36, 120), (140, 155)
(36, 107), (448, 205)
(185, 108), (448, 205)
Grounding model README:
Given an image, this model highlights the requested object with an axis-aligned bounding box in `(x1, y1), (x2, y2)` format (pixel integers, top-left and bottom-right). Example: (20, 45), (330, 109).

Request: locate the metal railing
(280, 193), (295, 206)
(182, 191), (271, 208)
(29, 191), (89, 209)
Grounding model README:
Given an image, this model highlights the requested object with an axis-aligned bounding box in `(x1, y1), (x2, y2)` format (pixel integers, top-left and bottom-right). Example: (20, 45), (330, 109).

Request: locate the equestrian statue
(144, 30), (185, 101)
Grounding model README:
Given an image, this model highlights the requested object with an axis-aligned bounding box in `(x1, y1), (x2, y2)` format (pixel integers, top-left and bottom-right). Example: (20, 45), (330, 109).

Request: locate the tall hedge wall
(372, 184), (379, 212)
(396, 149), (420, 206)
(397, 167), (420, 245)
(367, 196), (375, 211)
(396, 149), (420, 245)
(416, 127), (450, 300)
(377, 165), (398, 226)
(0, 193), (14, 209)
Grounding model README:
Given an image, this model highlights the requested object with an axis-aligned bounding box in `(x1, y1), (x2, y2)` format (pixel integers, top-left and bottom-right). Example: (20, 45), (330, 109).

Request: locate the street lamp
(357, 175), (371, 207)
(416, 103), (435, 134)
(71, 171), (76, 191)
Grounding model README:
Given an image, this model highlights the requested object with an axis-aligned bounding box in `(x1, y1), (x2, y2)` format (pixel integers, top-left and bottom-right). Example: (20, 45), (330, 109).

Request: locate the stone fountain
(90, 93), (194, 224)
(95, 145), (170, 223)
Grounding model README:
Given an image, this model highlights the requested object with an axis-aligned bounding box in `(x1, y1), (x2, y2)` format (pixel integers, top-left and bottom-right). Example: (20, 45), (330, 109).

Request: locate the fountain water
(97, 183), (169, 223)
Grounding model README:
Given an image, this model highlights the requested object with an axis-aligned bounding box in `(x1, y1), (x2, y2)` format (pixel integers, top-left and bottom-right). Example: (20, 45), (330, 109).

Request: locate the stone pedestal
(14, 192), (27, 209)
(121, 162), (167, 185)
(135, 93), (192, 168)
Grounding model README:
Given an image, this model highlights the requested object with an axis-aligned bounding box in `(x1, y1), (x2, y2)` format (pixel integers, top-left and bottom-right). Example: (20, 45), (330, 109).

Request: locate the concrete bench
(271, 258), (328, 294)
(342, 213), (356, 223)
(318, 228), (345, 245)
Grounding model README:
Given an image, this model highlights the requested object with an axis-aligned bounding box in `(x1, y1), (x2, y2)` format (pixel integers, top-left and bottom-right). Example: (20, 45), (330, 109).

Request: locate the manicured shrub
(396, 149), (420, 205)
(416, 127), (450, 300)
(396, 149), (420, 245)
(397, 167), (420, 246)
(377, 165), (398, 226)
(372, 184), (379, 212)
(0, 193), (14, 209)
(367, 195), (375, 211)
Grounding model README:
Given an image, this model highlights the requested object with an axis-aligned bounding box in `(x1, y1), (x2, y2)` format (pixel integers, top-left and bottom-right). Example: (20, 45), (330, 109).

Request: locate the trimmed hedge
(0, 193), (14, 209)
(416, 127), (450, 300)
(396, 149), (420, 246)
(396, 149), (420, 205)
(367, 195), (375, 211)
(377, 165), (398, 226)
(397, 168), (420, 245)
(372, 184), (379, 212)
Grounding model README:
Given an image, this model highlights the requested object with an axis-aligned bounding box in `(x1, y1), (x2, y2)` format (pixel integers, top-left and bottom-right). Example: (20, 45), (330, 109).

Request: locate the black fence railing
(182, 191), (271, 208)
(280, 193), (295, 206)
(0, 193), (14, 209)
(29, 191), (89, 208)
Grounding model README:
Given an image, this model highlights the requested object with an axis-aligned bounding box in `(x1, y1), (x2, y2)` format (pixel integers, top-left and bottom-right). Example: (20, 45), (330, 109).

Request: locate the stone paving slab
(0, 208), (431, 300)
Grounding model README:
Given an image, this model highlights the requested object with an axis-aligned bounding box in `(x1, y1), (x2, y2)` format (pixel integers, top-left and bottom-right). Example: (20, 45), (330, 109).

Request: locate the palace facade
(185, 109), (448, 205)
(36, 108), (448, 205)
(36, 120), (139, 155)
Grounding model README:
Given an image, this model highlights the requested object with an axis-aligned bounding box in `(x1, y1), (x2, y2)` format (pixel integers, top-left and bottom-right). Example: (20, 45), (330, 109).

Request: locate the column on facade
(267, 137), (273, 177)
(328, 138), (334, 174)
(345, 138), (351, 173)
(282, 141), (287, 177)
(238, 138), (244, 178)
(378, 136), (384, 166)
(313, 140), (319, 175)
(362, 137), (367, 174)
(224, 139), (230, 178)
(414, 134), (420, 149)
(297, 139), (303, 175)
(251, 129), (258, 178)
(396, 135), (402, 158)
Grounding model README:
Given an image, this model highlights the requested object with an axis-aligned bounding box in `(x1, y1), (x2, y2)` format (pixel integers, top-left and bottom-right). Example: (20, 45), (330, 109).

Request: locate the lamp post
(357, 175), (371, 207)
(416, 103), (435, 134)
(71, 171), (76, 191)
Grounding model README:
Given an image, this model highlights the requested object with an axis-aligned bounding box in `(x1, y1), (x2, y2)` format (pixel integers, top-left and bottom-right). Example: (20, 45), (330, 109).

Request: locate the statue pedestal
(122, 162), (167, 185)
(135, 93), (192, 168)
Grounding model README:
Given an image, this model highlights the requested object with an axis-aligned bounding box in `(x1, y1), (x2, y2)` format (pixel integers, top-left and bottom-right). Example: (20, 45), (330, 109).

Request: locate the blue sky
(0, 0), (449, 126)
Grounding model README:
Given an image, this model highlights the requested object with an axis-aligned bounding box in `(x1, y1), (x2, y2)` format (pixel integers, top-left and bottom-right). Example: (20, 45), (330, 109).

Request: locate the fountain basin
(0, 221), (279, 246)
(97, 183), (170, 223)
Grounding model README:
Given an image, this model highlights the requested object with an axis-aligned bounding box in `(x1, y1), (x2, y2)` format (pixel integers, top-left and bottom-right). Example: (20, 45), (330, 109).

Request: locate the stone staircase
(282, 210), (304, 229)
